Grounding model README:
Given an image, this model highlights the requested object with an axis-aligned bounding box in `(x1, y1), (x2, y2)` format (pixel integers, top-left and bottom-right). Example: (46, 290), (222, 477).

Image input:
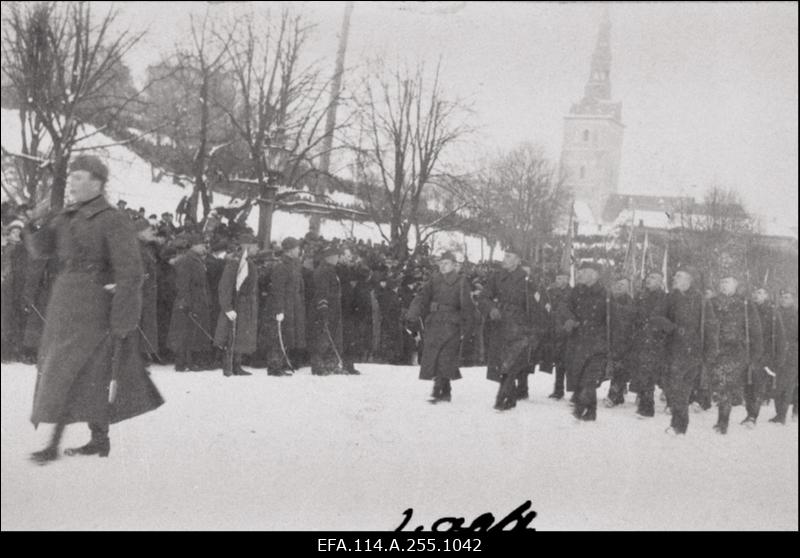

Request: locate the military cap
(281, 236), (301, 251)
(438, 251), (457, 263)
(69, 155), (109, 183)
(319, 245), (342, 259)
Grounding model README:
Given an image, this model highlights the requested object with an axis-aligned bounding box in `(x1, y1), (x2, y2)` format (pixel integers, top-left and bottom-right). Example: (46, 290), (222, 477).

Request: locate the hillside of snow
(2, 361), (796, 531)
(2, 109), (502, 260)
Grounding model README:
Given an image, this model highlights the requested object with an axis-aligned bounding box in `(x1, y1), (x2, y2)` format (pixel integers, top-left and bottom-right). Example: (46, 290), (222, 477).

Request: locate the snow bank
(2, 362), (796, 531)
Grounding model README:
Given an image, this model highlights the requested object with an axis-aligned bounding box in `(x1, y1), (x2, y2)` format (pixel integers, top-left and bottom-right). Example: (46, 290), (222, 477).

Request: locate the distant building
(560, 8), (624, 227)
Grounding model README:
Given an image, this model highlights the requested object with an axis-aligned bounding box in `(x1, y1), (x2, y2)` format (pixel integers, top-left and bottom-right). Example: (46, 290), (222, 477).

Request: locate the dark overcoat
(774, 305), (798, 397)
(138, 242), (159, 354)
(21, 256), (57, 351)
(167, 251), (212, 353)
(26, 195), (163, 426)
(560, 281), (608, 392)
(710, 294), (763, 405)
(264, 255), (306, 350)
(665, 288), (718, 376)
(480, 267), (545, 382)
(627, 288), (671, 393)
(311, 261), (344, 373)
(213, 255), (259, 354)
(406, 270), (473, 381)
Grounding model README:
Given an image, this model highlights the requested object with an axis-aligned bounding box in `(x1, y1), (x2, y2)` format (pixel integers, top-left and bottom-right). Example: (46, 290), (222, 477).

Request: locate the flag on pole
(662, 242), (669, 292)
(235, 249), (249, 292)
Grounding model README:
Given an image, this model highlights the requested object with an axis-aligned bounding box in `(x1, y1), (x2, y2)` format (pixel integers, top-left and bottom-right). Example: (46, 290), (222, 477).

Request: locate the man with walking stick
(311, 245), (350, 375)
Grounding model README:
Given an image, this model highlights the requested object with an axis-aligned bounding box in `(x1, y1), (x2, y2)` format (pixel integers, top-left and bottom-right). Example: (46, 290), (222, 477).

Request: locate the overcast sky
(109, 1), (797, 228)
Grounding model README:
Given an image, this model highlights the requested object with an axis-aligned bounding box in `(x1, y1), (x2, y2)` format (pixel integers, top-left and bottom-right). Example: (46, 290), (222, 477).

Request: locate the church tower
(560, 8), (624, 224)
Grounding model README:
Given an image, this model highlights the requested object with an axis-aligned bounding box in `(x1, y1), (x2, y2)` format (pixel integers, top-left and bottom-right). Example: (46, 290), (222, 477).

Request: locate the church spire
(584, 6), (612, 101)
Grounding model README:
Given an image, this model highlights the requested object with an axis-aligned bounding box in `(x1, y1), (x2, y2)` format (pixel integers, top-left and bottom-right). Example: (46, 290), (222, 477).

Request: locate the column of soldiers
(2, 159), (798, 442)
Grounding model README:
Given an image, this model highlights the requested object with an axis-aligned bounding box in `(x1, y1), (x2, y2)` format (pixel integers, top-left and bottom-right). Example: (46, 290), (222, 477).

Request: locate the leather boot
(30, 423), (65, 465)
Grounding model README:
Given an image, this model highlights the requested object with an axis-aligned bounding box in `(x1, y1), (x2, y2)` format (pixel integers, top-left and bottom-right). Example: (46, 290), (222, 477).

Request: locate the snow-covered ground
(2, 361), (797, 531)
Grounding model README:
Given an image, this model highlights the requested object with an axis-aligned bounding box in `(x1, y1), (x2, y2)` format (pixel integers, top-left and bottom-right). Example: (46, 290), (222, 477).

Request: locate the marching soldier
(25, 154), (163, 464)
(480, 250), (542, 410)
(263, 237), (307, 376)
(709, 274), (763, 433)
(627, 270), (671, 418)
(751, 287), (777, 411)
(664, 266), (717, 435)
(311, 246), (349, 375)
(213, 233), (260, 376)
(545, 271), (572, 400)
(406, 251), (473, 403)
(604, 276), (635, 408)
(560, 262), (607, 421)
(770, 289), (797, 424)
(167, 233), (213, 371)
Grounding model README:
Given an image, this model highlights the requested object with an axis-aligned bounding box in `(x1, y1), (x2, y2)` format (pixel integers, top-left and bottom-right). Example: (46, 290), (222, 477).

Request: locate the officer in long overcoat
(604, 276), (635, 408)
(167, 233), (212, 370)
(263, 237), (306, 375)
(213, 233), (260, 376)
(25, 155), (163, 464)
(311, 246), (348, 375)
(406, 252), (473, 403)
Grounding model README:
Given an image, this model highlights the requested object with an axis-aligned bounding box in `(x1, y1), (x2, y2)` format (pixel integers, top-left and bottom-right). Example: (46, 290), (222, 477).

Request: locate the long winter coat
(264, 255), (306, 350)
(21, 256), (57, 352)
(406, 270), (473, 381)
(480, 267), (546, 382)
(665, 288), (718, 387)
(213, 255), (259, 354)
(774, 305), (798, 397)
(167, 251), (212, 354)
(560, 281), (608, 392)
(138, 242), (159, 355)
(627, 288), (670, 393)
(311, 261), (344, 373)
(26, 195), (163, 426)
(710, 294), (763, 405)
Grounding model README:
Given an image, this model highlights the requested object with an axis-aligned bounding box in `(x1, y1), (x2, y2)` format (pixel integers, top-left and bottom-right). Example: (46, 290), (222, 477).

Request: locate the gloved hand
(489, 307), (501, 321)
(276, 312), (285, 322)
(226, 310), (237, 321)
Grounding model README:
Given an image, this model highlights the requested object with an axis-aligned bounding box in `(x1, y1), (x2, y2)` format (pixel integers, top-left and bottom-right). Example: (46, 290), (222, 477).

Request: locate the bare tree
(2, 1), (146, 209)
(471, 144), (570, 262)
(211, 8), (349, 241)
(349, 58), (472, 259)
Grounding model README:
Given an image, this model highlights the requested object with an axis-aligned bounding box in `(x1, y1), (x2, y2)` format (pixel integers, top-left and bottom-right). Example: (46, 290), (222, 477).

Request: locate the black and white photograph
(1, 1), (797, 533)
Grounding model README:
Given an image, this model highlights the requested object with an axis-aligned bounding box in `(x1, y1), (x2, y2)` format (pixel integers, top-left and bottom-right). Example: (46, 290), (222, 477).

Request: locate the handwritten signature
(395, 500), (537, 532)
